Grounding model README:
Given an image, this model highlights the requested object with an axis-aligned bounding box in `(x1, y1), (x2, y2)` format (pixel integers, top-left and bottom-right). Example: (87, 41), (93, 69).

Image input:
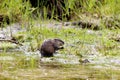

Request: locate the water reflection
(0, 50), (120, 80)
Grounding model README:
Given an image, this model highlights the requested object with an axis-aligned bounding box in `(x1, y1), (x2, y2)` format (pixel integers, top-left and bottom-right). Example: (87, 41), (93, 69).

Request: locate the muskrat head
(53, 38), (64, 50)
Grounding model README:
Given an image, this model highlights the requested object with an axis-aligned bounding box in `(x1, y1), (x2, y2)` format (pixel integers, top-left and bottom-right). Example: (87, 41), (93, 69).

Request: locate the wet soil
(0, 22), (120, 80)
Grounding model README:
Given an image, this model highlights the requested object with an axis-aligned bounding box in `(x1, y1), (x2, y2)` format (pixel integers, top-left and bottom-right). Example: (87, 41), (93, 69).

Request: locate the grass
(0, 42), (18, 52)
(10, 22), (120, 56)
(0, 22), (120, 79)
(0, 0), (120, 80)
(0, 0), (31, 24)
(0, 62), (120, 80)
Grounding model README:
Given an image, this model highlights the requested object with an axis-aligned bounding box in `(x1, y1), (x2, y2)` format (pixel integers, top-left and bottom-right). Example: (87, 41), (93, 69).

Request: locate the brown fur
(39, 38), (64, 57)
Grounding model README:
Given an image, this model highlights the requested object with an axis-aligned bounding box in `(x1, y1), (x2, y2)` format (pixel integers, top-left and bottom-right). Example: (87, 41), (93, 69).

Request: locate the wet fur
(39, 38), (64, 57)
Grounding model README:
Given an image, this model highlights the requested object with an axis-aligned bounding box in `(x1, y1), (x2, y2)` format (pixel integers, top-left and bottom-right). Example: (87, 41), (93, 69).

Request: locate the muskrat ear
(54, 38), (59, 41)
(54, 38), (64, 44)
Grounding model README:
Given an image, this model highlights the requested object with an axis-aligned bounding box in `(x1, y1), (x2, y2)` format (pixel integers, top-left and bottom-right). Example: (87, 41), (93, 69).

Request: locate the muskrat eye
(59, 43), (63, 46)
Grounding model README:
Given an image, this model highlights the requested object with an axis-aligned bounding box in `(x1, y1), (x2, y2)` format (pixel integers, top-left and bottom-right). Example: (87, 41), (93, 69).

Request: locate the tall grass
(77, 0), (120, 15)
(0, 0), (120, 24)
(0, 1), (120, 79)
(96, 0), (119, 17)
(0, 0), (31, 23)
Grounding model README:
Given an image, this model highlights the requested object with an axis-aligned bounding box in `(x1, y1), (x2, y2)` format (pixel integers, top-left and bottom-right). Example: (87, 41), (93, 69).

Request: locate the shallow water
(0, 23), (120, 79)
(0, 51), (120, 80)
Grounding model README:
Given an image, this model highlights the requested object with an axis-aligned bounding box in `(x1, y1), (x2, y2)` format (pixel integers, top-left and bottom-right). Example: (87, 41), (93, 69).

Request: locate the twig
(0, 39), (23, 46)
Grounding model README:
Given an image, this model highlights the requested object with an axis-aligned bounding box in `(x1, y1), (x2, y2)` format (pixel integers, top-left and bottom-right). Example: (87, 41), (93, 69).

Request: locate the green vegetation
(0, 0), (120, 80)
